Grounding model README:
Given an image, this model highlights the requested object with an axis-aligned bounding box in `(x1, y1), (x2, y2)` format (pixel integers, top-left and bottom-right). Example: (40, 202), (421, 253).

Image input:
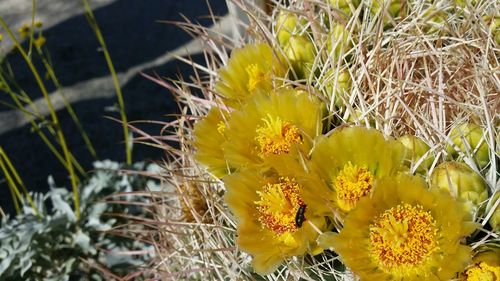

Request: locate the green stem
(27, 0), (36, 55)
(82, 0), (132, 165)
(0, 147), (40, 217)
(37, 47), (98, 159)
(0, 17), (81, 220)
(0, 74), (87, 176)
(0, 155), (23, 215)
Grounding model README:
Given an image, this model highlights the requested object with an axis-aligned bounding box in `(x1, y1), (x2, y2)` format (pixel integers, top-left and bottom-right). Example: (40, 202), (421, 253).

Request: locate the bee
(295, 205), (307, 228)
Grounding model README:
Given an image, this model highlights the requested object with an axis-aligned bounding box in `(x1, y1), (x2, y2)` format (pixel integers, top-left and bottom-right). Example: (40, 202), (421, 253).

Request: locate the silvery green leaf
(49, 189), (76, 222)
(20, 250), (34, 276)
(0, 160), (153, 279)
(93, 160), (120, 170)
(0, 254), (14, 276)
(73, 229), (96, 255)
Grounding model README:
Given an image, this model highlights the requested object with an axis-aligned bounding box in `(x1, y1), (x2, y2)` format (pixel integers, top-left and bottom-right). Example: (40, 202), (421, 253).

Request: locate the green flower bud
(328, 0), (360, 15)
(430, 161), (488, 208)
(487, 191), (499, 231)
(421, 7), (447, 34)
(483, 15), (500, 46)
(454, 0), (478, 8)
(327, 23), (352, 60)
(275, 12), (308, 47)
(495, 17), (500, 45)
(397, 135), (434, 174)
(285, 35), (316, 79)
(446, 123), (490, 169)
(346, 109), (375, 127)
(370, 0), (403, 19)
(323, 68), (351, 108)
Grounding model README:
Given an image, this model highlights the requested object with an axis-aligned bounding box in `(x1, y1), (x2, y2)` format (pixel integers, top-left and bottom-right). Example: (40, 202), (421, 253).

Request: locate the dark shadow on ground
(0, 52), (207, 214)
(0, 0), (227, 111)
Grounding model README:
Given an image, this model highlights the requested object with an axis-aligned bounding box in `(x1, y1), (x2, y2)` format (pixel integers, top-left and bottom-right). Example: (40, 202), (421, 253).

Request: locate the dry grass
(125, 0), (499, 279)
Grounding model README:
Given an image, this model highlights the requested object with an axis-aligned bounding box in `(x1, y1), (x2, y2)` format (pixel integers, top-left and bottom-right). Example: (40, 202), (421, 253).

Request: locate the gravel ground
(0, 0), (229, 214)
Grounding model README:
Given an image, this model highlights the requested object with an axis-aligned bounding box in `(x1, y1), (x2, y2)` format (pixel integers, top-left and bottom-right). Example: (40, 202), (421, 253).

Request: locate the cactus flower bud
(328, 0), (360, 15)
(495, 16), (500, 45)
(370, 0), (403, 19)
(483, 15), (500, 46)
(397, 135), (434, 174)
(346, 109), (375, 127)
(275, 12), (308, 47)
(446, 123), (490, 169)
(276, 12), (301, 46)
(327, 23), (352, 60)
(487, 191), (499, 231)
(285, 35), (316, 79)
(454, 0), (478, 9)
(323, 68), (351, 108)
(422, 7), (447, 34)
(430, 161), (488, 208)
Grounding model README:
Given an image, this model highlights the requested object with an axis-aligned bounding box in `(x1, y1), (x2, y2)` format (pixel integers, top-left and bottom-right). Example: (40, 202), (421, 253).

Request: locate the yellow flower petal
(325, 175), (475, 281)
(224, 169), (327, 275)
(215, 43), (287, 107)
(223, 88), (324, 170)
(310, 126), (406, 215)
(193, 107), (231, 178)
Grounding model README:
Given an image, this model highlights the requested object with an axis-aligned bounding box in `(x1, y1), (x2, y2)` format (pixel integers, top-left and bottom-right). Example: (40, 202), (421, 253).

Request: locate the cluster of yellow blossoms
(192, 2), (498, 279)
(193, 41), (499, 280)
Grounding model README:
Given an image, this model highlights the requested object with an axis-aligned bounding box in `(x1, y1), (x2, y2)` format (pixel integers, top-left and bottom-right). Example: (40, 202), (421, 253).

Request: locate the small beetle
(295, 205), (307, 228)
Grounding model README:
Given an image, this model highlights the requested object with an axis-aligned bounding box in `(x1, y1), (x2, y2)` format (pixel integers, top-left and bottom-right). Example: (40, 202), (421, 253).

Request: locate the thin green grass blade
(0, 17), (81, 220)
(82, 0), (132, 165)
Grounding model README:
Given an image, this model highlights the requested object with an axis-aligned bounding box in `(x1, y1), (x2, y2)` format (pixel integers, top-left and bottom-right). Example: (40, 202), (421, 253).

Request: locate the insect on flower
(295, 204), (307, 227)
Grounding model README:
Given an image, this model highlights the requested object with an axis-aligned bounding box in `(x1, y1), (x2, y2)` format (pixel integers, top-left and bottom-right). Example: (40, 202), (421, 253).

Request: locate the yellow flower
(215, 43), (287, 107)
(193, 107), (231, 178)
(310, 126), (406, 215)
(461, 249), (500, 281)
(34, 35), (46, 48)
(223, 88), (324, 170)
(18, 24), (30, 39)
(224, 169), (326, 275)
(319, 175), (476, 281)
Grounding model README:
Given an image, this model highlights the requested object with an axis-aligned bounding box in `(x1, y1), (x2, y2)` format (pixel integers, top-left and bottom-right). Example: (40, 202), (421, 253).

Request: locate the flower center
(246, 64), (269, 92)
(462, 262), (500, 281)
(333, 162), (374, 212)
(217, 121), (226, 135)
(255, 115), (302, 157)
(254, 177), (306, 237)
(369, 203), (439, 273)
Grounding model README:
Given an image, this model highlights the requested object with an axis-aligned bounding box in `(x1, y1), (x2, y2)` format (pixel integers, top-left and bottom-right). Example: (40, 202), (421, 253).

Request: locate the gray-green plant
(0, 160), (159, 280)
